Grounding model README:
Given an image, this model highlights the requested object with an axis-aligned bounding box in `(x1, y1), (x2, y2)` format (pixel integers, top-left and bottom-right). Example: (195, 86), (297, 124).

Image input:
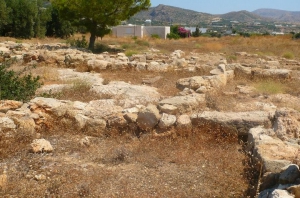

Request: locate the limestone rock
(34, 174), (46, 181)
(0, 100), (23, 113)
(269, 189), (294, 198)
(252, 69), (291, 79)
(31, 139), (53, 153)
(159, 94), (206, 114)
(91, 82), (160, 108)
(107, 114), (128, 128)
(80, 137), (91, 147)
(84, 118), (107, 136)
(176, 114), (192, 134)
(159, 104), (178, 115)
(0, 117), (16, 131)
(273, 108), (300, 140)
(191, 111), (271, 136)
(137, 104), (160, 130)
(158, 113), (176, 129)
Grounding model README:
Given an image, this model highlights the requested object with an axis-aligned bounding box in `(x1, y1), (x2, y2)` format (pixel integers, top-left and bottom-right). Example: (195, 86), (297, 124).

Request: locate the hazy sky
(150, 0), (300, 14)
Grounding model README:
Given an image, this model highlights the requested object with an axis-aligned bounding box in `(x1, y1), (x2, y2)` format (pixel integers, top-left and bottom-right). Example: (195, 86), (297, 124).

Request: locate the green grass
(282, 52), (295, 59)
(125, 50), (139, 57)
(253, 81), (285, 95)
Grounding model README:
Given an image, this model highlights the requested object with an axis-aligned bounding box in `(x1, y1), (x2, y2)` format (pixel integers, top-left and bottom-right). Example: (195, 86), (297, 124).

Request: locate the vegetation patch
(252, 80), (285, 95)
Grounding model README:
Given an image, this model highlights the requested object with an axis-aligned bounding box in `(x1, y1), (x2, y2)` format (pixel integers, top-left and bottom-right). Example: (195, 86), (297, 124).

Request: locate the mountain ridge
(128, 4), (300, 25)
(253, 8), (300, 23)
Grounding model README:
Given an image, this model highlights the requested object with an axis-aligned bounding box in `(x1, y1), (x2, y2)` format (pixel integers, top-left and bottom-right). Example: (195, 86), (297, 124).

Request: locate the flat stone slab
(190, 111), (272, 136)
(159, 94), (206, 114)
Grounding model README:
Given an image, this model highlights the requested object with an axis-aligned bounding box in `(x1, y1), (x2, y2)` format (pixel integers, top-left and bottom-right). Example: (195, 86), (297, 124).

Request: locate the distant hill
(128, 4), (214, 26)
(253, 9), (300, 23)
(129, 4), (275, 26)
(219, 10), (274, 22)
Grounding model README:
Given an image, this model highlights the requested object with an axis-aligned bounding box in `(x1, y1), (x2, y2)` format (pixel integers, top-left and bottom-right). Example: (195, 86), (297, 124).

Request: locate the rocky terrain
(1, 40), (300, 197)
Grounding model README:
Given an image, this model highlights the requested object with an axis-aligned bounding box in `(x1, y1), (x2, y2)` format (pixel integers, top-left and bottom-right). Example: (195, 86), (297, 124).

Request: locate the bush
(67, 35), (88, 48)
(167, 32), (180, 40)
(151, 34), (160, 39)
(282, 52), (294, 59)
(0, 60), (41, 101)
(293, 33), (300, 39)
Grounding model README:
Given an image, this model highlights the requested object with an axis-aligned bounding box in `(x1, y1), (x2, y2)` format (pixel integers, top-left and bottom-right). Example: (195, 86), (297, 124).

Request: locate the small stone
(158, 113), (176, 129)
(34, 174), (46, 181)
(80, 137), (91, 147)
(30, 139), (53, 153)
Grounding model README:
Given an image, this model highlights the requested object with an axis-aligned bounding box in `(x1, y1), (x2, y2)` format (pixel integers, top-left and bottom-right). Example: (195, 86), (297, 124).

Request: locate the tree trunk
(89, 30), (96, 50)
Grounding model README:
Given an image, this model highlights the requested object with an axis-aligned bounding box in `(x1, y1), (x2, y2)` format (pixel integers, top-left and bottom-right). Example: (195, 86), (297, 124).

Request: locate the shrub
(67, 35), (88, 48)
(135, 39), (149, 47)
(293, 33), (300, 39)
(0, 60), (41, 101)
(178, 26), (191, 38)
(282, 52), (294, 59)
(167, 32), (180, 40)
(253, 81), (284, 95)
(192, 27), (201, 37)
(151, 34), (160, 39)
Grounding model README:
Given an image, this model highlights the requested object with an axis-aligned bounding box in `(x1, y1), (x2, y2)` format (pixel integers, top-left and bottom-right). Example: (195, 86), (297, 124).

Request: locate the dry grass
(97, 34), (299, 59)
(0, 117), (254, 198)
(100, 69), (211, 97)
(2, 34), (300, 197)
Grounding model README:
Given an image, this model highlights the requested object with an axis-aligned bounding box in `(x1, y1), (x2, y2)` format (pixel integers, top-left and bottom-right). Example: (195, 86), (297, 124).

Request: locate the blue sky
(150, 0), (300, 14)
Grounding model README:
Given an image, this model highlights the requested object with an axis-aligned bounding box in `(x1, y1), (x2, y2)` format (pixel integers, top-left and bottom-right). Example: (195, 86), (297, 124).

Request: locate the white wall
(112, 25), (170, 39)
(143, 26), (170, 39)
(112, 25), (143, 38)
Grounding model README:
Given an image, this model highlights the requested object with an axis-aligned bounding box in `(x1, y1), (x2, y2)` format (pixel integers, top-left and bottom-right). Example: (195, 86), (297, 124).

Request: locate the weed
(135, 39), (150, 47)
(282, 52), (294, 59)
(125, 50), (138, 57)
(253, 80), (285, 95)
(67, 35), (88, 48)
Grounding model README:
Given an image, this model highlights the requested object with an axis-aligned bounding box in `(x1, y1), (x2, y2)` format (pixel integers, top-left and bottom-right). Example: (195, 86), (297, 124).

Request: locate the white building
(112, 25), (170, 39)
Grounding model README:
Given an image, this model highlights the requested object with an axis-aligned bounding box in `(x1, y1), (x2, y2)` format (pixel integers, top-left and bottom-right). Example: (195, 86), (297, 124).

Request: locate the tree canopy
(51, 0), (151, 49)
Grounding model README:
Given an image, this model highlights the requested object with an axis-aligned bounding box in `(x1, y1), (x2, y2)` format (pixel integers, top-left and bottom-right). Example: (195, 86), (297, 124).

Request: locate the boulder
(137, 104), (160, 131)
(87, 60), (110, 71)
(159, 94), (206, 114)
(279, 164), (300, 184)
(176, 76), (210, 91)
(91, 82), (160, 108)
(252, 69), (291, 79)
(191, 111), (271, 136)
(273, 108), (300, 140)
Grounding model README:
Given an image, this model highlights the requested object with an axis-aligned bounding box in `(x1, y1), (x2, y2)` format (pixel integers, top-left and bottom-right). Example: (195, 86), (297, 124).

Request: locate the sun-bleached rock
(0, 117), (16, 131)
(158, 113), (176, 129)
(30, 139), (53, 153)
(191, 111), (272, 136)
(159, 94), (206, 114)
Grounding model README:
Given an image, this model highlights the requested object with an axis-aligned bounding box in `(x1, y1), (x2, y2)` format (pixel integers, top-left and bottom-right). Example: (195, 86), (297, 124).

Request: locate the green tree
(52, 0), (151, 50)
(46, 6), (75, 38)
(0, 0), (10, 35)
(2, 0), (51, 38)
(192, 26), (201, 37)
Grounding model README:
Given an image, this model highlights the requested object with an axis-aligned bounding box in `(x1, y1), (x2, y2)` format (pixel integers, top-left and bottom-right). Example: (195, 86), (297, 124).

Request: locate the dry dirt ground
(1, 35), (300, 197)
